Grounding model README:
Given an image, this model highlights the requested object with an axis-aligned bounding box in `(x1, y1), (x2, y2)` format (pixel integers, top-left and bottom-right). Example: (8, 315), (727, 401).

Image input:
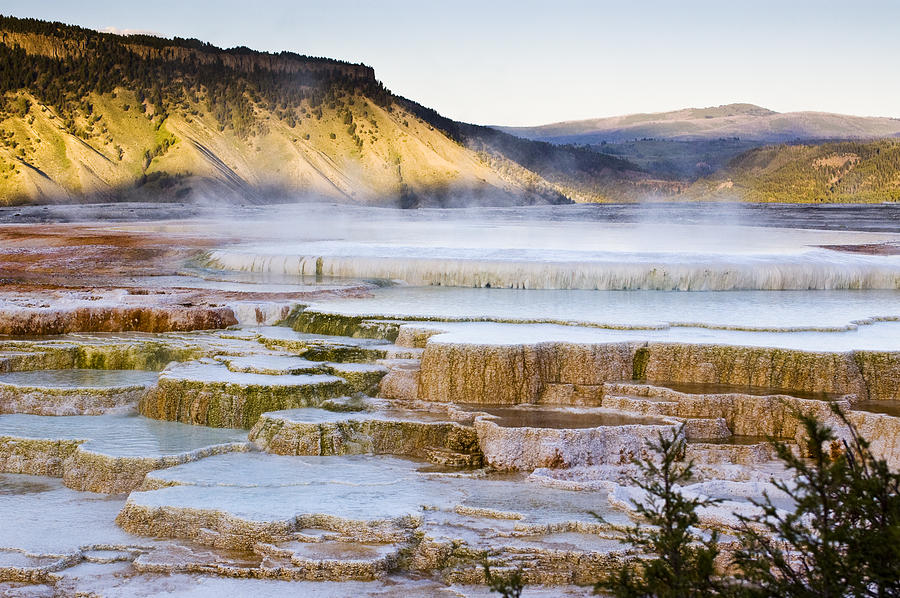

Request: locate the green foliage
(694, 140), (900, 203)
(140, 134), (176, 170)
(482, 559), (525, 598)
(732, 407), (900, 598)
(605, 410), (900, 598)
(596, 428), (726, 598)
(0, 14), (392, 140)
(10, 95), (29, 116)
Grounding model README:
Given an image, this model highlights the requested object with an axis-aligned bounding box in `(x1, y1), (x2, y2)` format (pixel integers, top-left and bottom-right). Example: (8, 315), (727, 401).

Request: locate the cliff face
(0, 30), (84, 59)
(127, 45), (375, 80)
(0, 30), (374, 80)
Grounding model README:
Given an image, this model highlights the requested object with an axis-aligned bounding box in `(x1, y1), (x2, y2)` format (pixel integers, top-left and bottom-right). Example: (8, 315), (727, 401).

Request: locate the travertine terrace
(1, 203), (899, 596)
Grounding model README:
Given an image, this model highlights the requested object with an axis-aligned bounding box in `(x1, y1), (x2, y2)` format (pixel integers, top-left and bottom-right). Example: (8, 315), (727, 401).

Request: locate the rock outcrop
(249, 408), (480, 463)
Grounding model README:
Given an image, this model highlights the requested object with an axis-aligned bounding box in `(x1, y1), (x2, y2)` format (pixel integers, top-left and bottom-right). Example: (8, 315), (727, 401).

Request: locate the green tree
(482, 558), (525, 598)
(596, 428), (725, 598)
(12, 96), (30, 116)
(732, 408), (900, 598)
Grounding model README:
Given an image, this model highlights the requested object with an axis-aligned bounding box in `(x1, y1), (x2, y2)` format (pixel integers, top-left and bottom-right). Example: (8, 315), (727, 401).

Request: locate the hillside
(391, 98), (673, 202)
(685, 139), (900, 203)
(500, 103), (900, 184)
(499, 103), (900, 144)
(0, 15), (651, 206)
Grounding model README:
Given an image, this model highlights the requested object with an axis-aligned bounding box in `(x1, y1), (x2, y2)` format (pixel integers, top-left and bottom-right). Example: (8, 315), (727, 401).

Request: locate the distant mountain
(499, 103), (900, 144)
(685, 139), (900, 203)
(0, 15), (648, 206)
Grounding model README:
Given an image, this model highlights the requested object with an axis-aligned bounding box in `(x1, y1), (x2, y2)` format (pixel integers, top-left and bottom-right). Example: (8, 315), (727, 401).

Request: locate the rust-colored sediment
(818, 242), (900, 256)
(0, 224), (212, 279)
(0, 223), (371, 335)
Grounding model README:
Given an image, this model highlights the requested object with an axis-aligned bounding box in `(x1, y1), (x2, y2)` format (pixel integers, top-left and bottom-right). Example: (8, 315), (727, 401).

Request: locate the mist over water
(192, 203), (900, 291)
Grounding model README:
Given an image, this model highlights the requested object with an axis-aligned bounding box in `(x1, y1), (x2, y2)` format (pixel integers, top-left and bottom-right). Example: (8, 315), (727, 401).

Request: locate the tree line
(0, 15), (391, 138)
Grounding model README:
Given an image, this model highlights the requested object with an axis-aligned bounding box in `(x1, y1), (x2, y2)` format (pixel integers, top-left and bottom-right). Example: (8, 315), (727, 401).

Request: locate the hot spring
(1, 202), (898, 595)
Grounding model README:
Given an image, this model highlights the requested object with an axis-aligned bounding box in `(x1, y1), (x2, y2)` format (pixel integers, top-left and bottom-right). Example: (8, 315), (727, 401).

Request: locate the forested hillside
(686, 140), (900, 203)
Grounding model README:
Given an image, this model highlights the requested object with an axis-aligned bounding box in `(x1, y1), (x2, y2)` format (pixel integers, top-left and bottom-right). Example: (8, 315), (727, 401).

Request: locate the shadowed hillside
(499, 103), (900, 144)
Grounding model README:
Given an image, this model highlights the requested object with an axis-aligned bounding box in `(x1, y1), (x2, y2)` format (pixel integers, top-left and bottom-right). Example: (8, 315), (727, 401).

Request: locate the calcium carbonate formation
(3, 209), (900, 596)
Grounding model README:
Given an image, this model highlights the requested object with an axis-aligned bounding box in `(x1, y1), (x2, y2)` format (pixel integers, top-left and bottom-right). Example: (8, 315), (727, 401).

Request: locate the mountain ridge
(2, 15), (896, 205)
(499, 103), (900, 144)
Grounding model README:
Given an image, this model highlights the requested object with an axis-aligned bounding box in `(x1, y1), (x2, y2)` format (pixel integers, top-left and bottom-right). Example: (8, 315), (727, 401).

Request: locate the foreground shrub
(600, 408), (900, 598)
(732, 409), (900, 598)
(482, 559), (525, 598)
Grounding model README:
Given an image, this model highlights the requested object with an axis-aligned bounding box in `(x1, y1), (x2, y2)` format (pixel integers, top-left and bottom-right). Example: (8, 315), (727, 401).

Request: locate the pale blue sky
(2, 0), (898, 125)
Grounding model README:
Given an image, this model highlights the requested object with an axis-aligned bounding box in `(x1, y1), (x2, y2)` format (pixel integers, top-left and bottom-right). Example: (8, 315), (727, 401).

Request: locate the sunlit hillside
(686, 139), (900, 203)
(0, 15), (648, 205)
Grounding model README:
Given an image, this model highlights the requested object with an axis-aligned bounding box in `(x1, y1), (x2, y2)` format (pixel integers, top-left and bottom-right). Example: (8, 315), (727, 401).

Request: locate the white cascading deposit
(204, 248), (900, 291)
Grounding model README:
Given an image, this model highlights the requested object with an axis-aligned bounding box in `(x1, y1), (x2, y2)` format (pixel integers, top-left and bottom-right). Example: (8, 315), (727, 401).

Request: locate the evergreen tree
(482, 559), (525, 598)
(596, 428), (726, 598)
(732, 408), (900, 598)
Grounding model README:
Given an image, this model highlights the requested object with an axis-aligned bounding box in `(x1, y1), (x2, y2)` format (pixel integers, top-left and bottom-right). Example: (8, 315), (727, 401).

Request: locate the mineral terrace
(1, 204), (898, 597)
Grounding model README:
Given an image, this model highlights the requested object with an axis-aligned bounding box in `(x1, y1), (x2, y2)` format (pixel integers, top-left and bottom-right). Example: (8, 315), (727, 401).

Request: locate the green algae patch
(853, 351), (900, 400)
(0, 413), (251, 492)
(0, 350), (74, 372)
(63, 442), (252, 494)
(74, 342), (199, 371)
(140, 362), (350, 428)
(632, 346), (650, 380)
(0, 338), (203, 373)
(0, 344), (81, 371)
(321, 362), (388, 394)
(0, 436), (82, 477)
(640, 343), (867, 397)
(249, 408), (481, 460)
(292, 310), (401, 342)
(0, 370), (157, 415)
(257, 331), (391, 364)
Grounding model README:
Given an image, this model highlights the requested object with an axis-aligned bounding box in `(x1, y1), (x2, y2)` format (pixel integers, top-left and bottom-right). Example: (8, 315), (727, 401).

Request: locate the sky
(2, 0), (898, 126)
